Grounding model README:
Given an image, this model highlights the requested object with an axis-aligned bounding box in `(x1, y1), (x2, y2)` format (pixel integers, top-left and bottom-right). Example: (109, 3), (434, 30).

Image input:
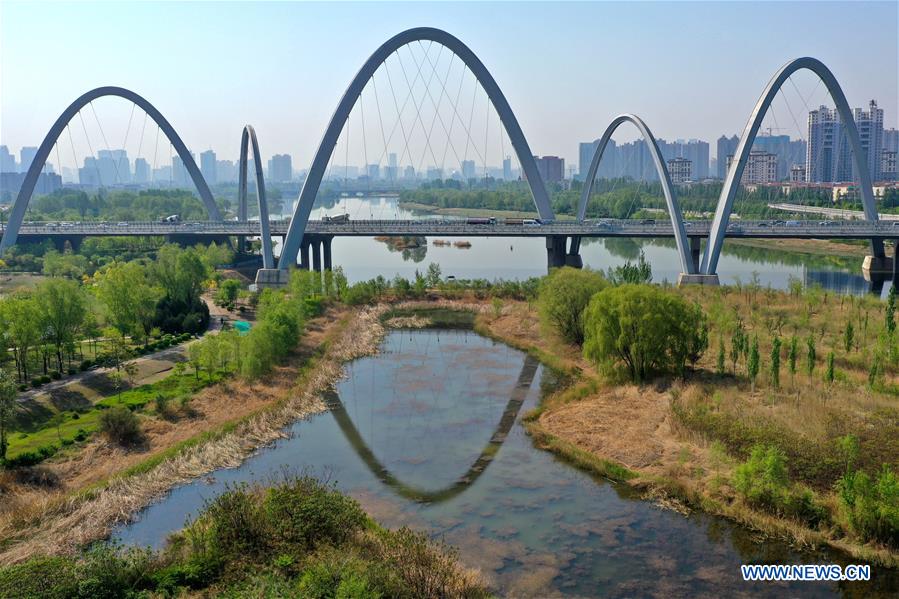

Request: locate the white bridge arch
(0, 86), (219, 255)
(577, 114), (693, 273)
(276, 26), (554, 270)
(702, 57), (882, 275)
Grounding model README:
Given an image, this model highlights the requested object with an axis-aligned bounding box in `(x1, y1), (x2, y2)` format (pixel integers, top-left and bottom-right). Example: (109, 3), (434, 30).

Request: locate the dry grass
(468, 290), (899, 567)
(0, 305), (391, 565)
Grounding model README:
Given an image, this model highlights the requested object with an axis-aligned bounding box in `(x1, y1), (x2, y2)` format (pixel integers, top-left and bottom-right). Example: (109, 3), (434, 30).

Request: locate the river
(111, 328), (898, 597)
(274, 196), (888, 297)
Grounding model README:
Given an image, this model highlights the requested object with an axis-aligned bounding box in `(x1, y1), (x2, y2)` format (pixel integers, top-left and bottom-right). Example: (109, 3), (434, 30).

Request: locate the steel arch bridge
(274, 26), (554, 271)
(237, 125), (275, 269)
(701, 56), (882, 276)
(577, 114), (693, 274)
(0, 86), (220, 255)
(0, 35), (884, 284)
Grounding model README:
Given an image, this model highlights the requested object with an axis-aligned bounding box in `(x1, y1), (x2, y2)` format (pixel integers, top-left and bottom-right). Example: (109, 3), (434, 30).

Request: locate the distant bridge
(8, 218), (899, 276)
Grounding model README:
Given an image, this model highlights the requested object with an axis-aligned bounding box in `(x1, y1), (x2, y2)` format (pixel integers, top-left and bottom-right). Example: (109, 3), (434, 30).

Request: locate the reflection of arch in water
(328, 353), (540, 503)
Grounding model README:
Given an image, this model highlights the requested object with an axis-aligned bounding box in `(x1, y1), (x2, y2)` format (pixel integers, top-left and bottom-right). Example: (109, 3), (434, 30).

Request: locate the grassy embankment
(0, 303), (385, 563)
(0, 476), (488, 598)
(387, 287), (899, 567)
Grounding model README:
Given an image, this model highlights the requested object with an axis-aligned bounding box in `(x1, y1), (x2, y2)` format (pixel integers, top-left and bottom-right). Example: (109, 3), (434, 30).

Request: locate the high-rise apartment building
(667, 158), (692, 184)
(716, 135), (739, 179)
(807, 100), (884, 183)
(727, 151), (778, 184)
(200, 150), (217, 185)
(460, 160), (476, 180)
(19, 147), (38, 173)
(268, 154), (292, 182)
(0, 146), (16, 173)
(531, 155), (565, 183)
(133, 158), (150, 184)
(502, 156), (512, 181)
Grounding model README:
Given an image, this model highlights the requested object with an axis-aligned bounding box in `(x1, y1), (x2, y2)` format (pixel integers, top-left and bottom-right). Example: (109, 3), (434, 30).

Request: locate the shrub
(99, 406), (143, 446)
(67, 368), (77, 376)
(30, 379), (42, 388)
(537, 267), (607, 344)
(80, 359), (93, 371)
(839, 465), (899, 548)
(263, 476), (367, 551)
(18, 384), (27, 392)
(40, 375), (51, 384)
(202, 484), (269, 561)
(4, 444), (57, 468)
(0, 556), (78, 599)
(50, 371), (61, 380)
(733, 444), (827, 526)
(74, 428), (89, 442)
(296, 550), (394, 599)
(74, 544), (156, 598)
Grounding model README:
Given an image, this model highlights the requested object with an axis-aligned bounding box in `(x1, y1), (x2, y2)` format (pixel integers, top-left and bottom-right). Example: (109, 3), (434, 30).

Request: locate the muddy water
(112, 329), (897, 597)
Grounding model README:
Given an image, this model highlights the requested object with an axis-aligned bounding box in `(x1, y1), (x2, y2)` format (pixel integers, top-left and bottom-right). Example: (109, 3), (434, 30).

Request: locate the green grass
(5, 372), (218, 461)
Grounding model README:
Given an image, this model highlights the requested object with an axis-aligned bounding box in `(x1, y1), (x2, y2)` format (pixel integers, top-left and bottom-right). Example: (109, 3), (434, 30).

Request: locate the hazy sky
(2, 1), (897, 170)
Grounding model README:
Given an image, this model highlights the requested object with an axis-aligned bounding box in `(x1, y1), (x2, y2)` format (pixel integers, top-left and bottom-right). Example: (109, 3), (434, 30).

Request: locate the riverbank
(0, 304), (389, 565)
(387, 294), (899, 569)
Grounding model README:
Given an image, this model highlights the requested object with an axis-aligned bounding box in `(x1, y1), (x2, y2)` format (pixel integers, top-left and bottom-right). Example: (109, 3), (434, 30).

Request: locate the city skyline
(2, 1), (897, 172)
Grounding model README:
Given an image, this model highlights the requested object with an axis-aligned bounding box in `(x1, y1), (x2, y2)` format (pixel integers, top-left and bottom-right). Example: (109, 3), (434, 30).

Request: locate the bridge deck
(6, 219), (899, 239)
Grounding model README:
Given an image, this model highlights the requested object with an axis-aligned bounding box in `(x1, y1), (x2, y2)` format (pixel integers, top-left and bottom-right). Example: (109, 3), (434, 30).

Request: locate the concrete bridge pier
(299, 239), (311, 270)
(677, 236), (720, 286)
(311, 237), (322, 272)
(322, 235), (333, 271)
(52, 236), (83, 253)
(564, 236), (583, 268)
(862, 241), (894, 279)
(546, 235), (567, 269)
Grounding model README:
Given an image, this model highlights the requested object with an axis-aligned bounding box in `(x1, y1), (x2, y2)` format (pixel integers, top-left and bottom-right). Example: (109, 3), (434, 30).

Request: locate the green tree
(844, 321), (854, 353)
(748, 336), (760, 392)
(582, 284), (707, 382)
(730, 325), (744, 375)
(716, 337), (726, 375)
(95, 261), (162, 344)
(425, 262), (442, 287)
(806, 335), (816, 382)
(215, 279), (242, 307)
(826, 351), (835, 384)
(537, 267), (607, 345)
(0, 368), (17, 461)
(770, 336), (781, 389)
(787, 335), (798, 386)
(34, 279), (87, 372)
(606, 251), (652, 285)
(887, 285), (896, 335)
(0, 294), (42, 382)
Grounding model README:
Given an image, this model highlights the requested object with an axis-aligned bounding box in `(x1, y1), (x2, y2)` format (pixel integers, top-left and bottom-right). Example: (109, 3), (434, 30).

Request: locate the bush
(40, 375), (51, 384)
(18, 384), (28, 392)
(74, 428), (89, 442)
(263, 477), (367, 551)
(583, 284), (708, 382)
(0, 556), (78, 599)
(80, 359), (93, 371)
(201, 484), (269, 561)
(67, 368), (77, 376)
(99, 406), (143, 446)
(30, 378), (43, 388)
(733, 445), (827, 526)
(839, 465), (899, 548)
(4, 444), (57, 468)
(50, 370), (61, 380)
(537, 267), (607, 345)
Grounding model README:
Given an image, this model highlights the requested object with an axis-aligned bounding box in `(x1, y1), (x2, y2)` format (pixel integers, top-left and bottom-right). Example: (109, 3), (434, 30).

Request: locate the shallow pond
(112, 329), (897, 596)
